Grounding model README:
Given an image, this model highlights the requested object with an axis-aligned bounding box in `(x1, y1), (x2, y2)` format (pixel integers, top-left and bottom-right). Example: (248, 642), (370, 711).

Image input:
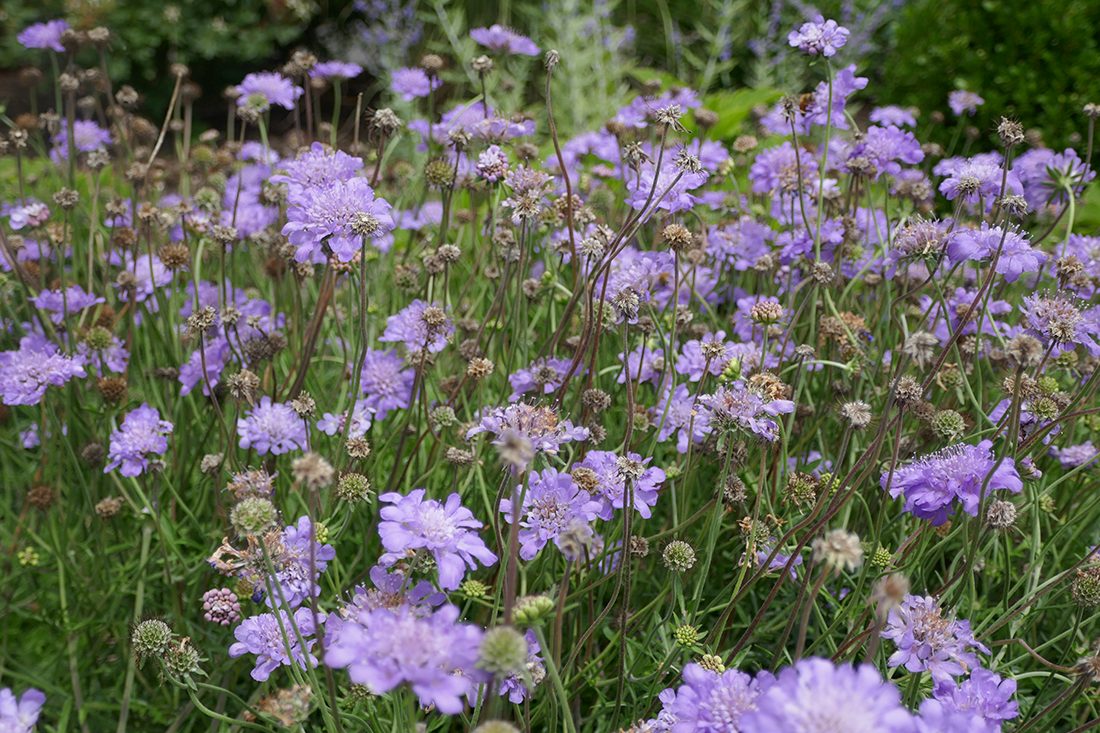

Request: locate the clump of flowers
(880, 594), (990, 682)
(105, 403), (174, 477)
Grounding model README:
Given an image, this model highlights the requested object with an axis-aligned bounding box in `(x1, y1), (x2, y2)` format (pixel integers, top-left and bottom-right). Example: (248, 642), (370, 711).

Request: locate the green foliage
(884, 0), (1100, 149)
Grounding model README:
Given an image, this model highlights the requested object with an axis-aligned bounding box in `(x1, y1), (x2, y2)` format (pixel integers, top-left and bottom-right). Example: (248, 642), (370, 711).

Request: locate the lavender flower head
(740, 657), (916, 733)
(229, 606), (324, 681)
(883, 440), (1022, 525)
(390, 67), (440, 101)
(310, 61), (363, 80)
(263, 516), (337, 610)
(788, 16), (850, 57)
(932, 668), (1019, 726)
(7, 202), (50, 231)
(237, 396), (309, 455)
(316, 399), (374, 439)
(269, 141), (363, 197)
(700, 381), (795, 441)
(282, 177), (395, 263)
(377, 489), (498, 590)
(359, 349), (415, 419)
(947, 223), (1045, 283)
(916, 699), (996, 733)
(655, 662), (770, 732)
(29, 286), (105, 324)
(948, 91), (984, 117)
(881, 594), (990, 682)
(17, 20), (69, 52)
(50, 120), (112, 163)
(0, 335), (87, 406)
(572, 450), (664, 520)
(470, 24), (540, 55)
(508, 357), (575, 401)
(1021, 291), (1100, 356)
(466, 402), (590, 472)
(1050, 441), (1100, 469)
(324, 603), (486, 714)
(0, 686), (46, 732)
(496, 629), (545, 703)
(476, 144), (510, 182)
(105, 403), (173, 477)
(379, 299), (454, 354)
(871, 105), (919, 127)
(235, 72), (303, 110)
(500, 467), (602, 560)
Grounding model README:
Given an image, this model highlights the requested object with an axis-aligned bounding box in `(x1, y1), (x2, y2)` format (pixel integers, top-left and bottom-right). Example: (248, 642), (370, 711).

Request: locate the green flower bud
(477, 626), (528, 677)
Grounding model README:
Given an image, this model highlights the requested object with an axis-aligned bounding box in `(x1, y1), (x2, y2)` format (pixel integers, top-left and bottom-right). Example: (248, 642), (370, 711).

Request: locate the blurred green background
(2, 0), (1100, 149)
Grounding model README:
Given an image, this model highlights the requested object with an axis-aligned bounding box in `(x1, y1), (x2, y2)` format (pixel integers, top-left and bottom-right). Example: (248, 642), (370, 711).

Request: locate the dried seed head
(1085, 103), (1100, 119)
(446, 447), (476, 466)
(346, 437), (372, 459)
(997, 117), (1025, 148)
(893, 376), (923, 407)
(336, 473), (372, 503)
(655, 104), (684, 127)
(467, 357), (495, 380)
(96, 376), (128, 404)
(986, 499), (1017, 530)
(1006, 334), (1044, 368)
(53, 187), (80, 209)
(419, 54), (445, 75)
(661, 223), (693, 251)
(582, 388), (611, 412)
(159, 241), (191, 269)
(544, 49), (560, 70)
(472, 55), (494, 73)
(370, 108), (402, 134)
(199, 453), (223, 475)
(630, 535), (650, 557)
(839, 401), (872, 429)
(95, 496), (124, 519)
(694, 108), (719, 129)
(290, 392), (316, 418)
(871, 573), (910, 621)
(350, 211), (381, 236)
(902, 331), (939, 369)
(811, 261), (835, 286)
(82, 441), (106, 465)
(812, 528), (863, 572)
(733, 135), (758, 153)
(291, 452), (335, 490)
(226, 370), (260, 403)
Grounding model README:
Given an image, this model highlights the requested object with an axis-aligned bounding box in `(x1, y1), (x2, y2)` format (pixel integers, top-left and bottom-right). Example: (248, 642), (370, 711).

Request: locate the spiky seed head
(1073, 567), (1100, 608)
(229, 497), (278, 536)
(663, 540), (697, 572)
(931, 409), (966, 441)
(812, 529), (863, 572)
(131, 619), (175, 663)
(162, 637), (202, 678)
(477, 626), (528, 677)
(95, 496), (123, 519)
(674, 624), (701, 647)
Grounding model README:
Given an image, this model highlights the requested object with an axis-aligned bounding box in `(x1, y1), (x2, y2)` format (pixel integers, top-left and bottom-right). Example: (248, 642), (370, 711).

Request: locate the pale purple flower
(8, 202), (50, 230)
(0, 686), (46, 732)
(947, 91), (984, 117)
(883, 440), (1022, 525)
(476, 144), (510, 182)
(235, 72), (302, 110)
(655, 383), (712, 453)
(500, 467), (602, 560)
(17, 20), (69, 52)
(229, 606), (324, 681)
(788, 16), (849, 57)
(740, 658), (916, 733)
(324, 603), (486, 714)
(377, 489), (498, 590)
(379, 299), (453, 353)
(237, 396), (309, 455)
(947, 223), (1045, 283)
(50, 120), (112, 162)
(109, 251), (172, 304)
(881, 595), (990, 682)
(327, 566), (444, 634)
(310, 61), (363, 80)
(752, 544), (804, 581)
(699, 381), (795, 441)
(749, 142), (819, 194)
(390, 66), (440, 101)
(1021, 291), (1100, 355)
(932, 668), (1019, 727)
(470, 24), (540, 55)
(849, 125), (924, 180)
(676, 331), (738, 381)
(264, 516), (337, 610)
(359, 349), (415, 420)
(496, 629), (544, 703)
(508, 357), (574, 401)
(626, 165), (709, 215)
(269, 142), (363, 197)
(618, 345), (666, 385)
(0, 335), (86, 406)
(656, 662), (770, 733)
(29, 286), (105, 324)
(1050, 441), (1100, 469)
(282, 177), (395, 263)
(938, 158), (1020, 204)
(467, 402), (589, 471)
(572, 450), (664, 520)
(1013, 148), (1095, 208)
(317, 399), (374, 439)
(105, 403), (173, 477)
(916, 699), (995, 733)
(871, 105), (918, 127)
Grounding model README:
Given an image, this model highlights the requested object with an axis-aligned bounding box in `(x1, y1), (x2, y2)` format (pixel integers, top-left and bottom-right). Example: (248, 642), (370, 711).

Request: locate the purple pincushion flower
(749, 142), (819, 194)
(317, 399), (374, 439)
(263, 516), (337, 610)
(1050, 441), (1100, 469)
(656, 662), (770, 733)
(237, 396), (309, 455)
(29, 285), (105, 324)
(626, 165), (709, 215)
(359, 349), (415, 419)
(269, 142), (363, 196)
(229, 606), (324, 681)
(466, 402), (590, 471)
(948, 91), (984, 117)
(0, 335), (87, 406)
(916, 699), (995, 733)
(379, 299), (454, 354)
(700, 381), (795, 441)
(235, 72), (303, 110)
(390, 67), (440, 101)
(470, 24), (540, 55)
(572, 450), (664, 520)
(0, 686), (46, 732)
(17, 20), (68, 52)
(508, 357), (575, 401)
(310, 61), (363, 80)
(849, 125), (924, 180)
(50, 120), (112, 163)
(476, 144), (510, 182)
(870, 105), (918, 127)
(105, 403), (173, 477)
(282, 177), (395, 263)
(932, 668), (1019, 726)
(8, 202), (50, 231)
(324, 603), (486, 714)
(655, 383), (712, 454)
(1021, 291), (1100, 356)
(740, 657), (916, 733)
(881, 594), (990, 683)
(377, 489), (498, 590)
(883, 440), (1022, 525)
(947, 223), (1045, 283)
(495, 629), (545, 703)
(787, 16), (850, 57)
(500, 467), (602, 560)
